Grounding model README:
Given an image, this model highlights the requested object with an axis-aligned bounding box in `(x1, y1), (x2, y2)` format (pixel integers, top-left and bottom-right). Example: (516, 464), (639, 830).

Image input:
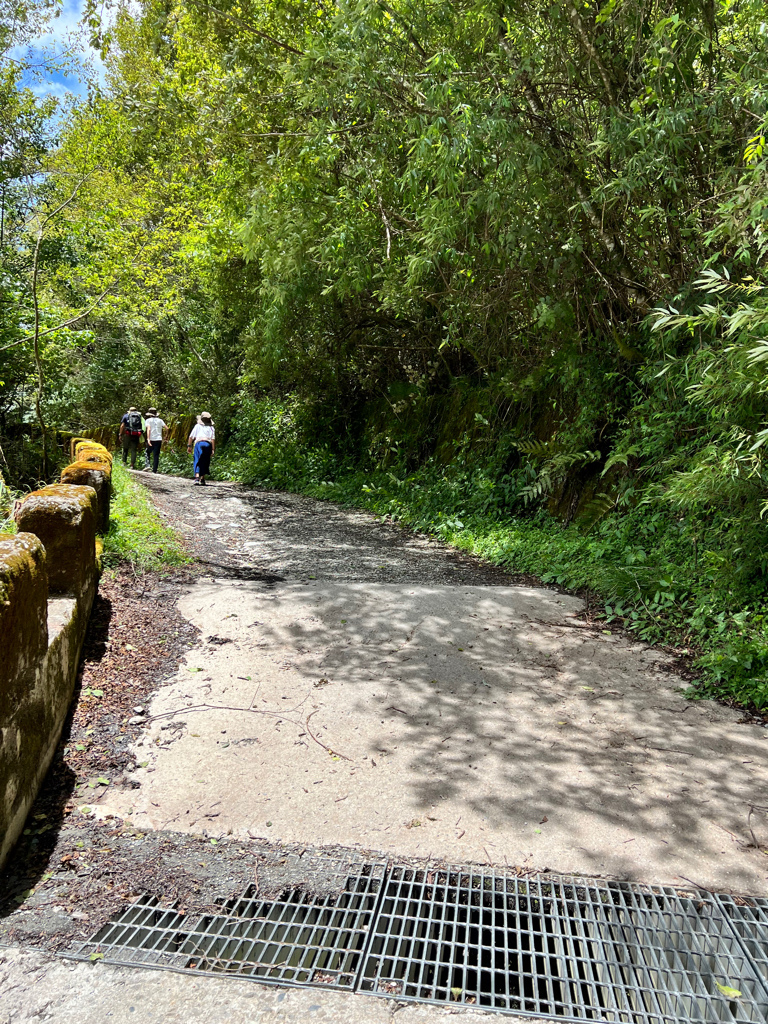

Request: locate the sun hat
(148, 407), (157, 415)
(200, 411), (213, 423)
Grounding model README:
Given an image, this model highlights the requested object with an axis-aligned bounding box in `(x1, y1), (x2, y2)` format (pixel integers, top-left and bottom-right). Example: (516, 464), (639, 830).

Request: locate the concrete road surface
(0, 946), (528, 1024)
(94, 474), (768, 894)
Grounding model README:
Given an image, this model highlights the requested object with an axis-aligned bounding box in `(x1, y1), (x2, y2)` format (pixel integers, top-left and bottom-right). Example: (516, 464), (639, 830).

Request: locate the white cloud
(29, 77), (76, 100)
(8, 0), (109, 99)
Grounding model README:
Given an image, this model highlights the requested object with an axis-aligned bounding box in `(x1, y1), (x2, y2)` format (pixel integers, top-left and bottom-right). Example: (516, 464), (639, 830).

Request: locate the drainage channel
(67, 863), (768, 1024)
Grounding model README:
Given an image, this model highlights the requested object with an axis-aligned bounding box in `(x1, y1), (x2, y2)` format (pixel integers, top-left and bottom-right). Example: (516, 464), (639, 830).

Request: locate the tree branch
(376, 0), (427, 59)
(499, 35), (647, 310)
(567, 4), (617, 105)
(27, 175), (94, 473)
(0, 219), (157, 355)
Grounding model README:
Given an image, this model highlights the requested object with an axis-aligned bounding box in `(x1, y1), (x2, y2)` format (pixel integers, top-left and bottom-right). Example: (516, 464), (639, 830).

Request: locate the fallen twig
(305, 709), (353, 761)
(145, 702), (353, 761)
(747, 804), (768, 850)
(677, 874), (714, 893)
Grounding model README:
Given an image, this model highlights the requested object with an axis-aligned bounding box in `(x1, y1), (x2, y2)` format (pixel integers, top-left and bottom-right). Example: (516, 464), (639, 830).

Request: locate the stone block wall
(64, 440), (112, 533)
(0, 441), (111, 870)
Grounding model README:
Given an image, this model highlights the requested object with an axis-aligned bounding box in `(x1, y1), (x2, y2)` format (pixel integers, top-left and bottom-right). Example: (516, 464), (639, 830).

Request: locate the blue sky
(10, 0), (108, 101)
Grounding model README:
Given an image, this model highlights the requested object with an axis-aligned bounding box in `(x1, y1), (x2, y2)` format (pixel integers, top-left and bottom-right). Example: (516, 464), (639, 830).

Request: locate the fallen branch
(747, 804), (768, 850)
(144, 702), (353, 762)
(305, 709), (353, 761)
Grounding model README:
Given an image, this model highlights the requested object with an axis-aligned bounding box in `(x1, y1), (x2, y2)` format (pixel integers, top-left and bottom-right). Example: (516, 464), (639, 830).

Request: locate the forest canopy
(4, 0), (768, 705)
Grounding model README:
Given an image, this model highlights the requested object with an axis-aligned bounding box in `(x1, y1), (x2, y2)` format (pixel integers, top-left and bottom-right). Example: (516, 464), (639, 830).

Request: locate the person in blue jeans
(143, 407), (167, 472)
(187, 412), (215, 485)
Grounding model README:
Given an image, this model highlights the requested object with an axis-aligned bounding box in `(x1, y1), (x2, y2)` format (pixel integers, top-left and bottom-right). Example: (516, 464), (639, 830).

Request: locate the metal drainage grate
(358, 868), (768, 1023)
(72, 861), (385, 988)
(69, 863), (768, 1024)
(718, 895), (768, 997)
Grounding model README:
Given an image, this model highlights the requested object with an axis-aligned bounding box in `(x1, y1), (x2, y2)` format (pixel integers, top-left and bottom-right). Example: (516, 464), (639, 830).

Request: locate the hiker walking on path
(187, 412), (215, 485)
(119, 406), (144, 468)
(143, 407), (167, 473)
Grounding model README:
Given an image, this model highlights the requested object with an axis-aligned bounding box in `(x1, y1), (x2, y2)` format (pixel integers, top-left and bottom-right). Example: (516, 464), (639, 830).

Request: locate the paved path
(96, 472), (768, 894)
(0, 946), (512, 1024)
(5, 472), (768, 1023)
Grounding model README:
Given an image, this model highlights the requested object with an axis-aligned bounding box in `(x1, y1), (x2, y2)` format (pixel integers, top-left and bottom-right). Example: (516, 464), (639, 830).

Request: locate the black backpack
(127, 411), (142, 432)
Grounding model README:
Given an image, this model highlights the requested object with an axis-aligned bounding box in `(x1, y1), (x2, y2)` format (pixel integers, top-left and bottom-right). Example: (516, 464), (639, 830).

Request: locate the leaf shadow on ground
(237, 580), (768, 887)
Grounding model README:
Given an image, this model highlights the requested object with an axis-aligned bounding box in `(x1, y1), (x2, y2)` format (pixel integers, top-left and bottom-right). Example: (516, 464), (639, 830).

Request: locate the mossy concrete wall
(15, 485), (98, 595)
(0, 441), (111, 871)
(60, 463), (110, 534)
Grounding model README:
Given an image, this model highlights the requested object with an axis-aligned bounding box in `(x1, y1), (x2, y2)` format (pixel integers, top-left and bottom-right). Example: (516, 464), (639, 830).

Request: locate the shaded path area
(3, 471), (768, 1024)
(99, 474), (768, 893)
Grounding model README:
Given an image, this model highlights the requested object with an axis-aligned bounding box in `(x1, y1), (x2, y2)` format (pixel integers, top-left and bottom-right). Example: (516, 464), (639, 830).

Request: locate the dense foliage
(4, 0), (768, 706)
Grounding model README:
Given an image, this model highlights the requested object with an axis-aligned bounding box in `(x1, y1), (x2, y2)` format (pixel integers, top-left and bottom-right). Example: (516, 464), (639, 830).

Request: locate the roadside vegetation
(103, 463), (189, 572)
(3, 2), (768, 707)
(0, 473), (17, 535)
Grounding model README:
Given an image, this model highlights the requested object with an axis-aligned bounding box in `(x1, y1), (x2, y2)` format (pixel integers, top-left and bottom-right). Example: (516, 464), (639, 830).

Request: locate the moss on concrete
(60, 462), (111, 535)
(15, 485), (98, 595)
(0, 533), (48, 721)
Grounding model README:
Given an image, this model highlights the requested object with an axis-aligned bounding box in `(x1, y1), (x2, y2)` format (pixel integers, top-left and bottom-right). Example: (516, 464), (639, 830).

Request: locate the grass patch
(103, 462), (190, 571)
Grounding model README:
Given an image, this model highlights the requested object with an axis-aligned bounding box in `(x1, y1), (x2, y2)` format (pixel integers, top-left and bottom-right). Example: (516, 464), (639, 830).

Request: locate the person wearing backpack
(119, 406), (144, 468)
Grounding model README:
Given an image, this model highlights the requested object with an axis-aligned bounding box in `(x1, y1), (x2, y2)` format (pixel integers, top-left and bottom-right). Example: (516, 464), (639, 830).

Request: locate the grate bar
(717, 894), (768, 999)
(356, 868), (768, 1023)
(71, 861), (386, 989)
(68, 864), (768, 1023)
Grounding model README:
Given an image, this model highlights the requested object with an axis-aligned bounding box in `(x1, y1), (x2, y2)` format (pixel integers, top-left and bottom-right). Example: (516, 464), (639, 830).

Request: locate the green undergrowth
(213, 415), (768, 714)
(156, 447), (194, 478)
(103, 462), (190, 571)
(0, 474), (17, 535)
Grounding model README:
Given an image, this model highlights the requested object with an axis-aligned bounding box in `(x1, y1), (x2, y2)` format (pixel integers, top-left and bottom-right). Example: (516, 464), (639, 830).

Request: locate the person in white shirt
(187, 411), (216, 485)
(143, 407), (167, 473)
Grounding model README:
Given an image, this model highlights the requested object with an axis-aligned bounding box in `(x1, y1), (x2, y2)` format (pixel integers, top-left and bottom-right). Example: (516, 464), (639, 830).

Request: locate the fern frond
(576, 492), (616, 533)
(601, 446), (640, 477)
(516, 438), (552, 458)
(519, 473), (552, 505)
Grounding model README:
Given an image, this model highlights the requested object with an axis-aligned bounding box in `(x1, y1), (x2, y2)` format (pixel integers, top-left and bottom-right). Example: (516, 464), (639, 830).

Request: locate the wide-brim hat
(200, 411), (213, 423)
